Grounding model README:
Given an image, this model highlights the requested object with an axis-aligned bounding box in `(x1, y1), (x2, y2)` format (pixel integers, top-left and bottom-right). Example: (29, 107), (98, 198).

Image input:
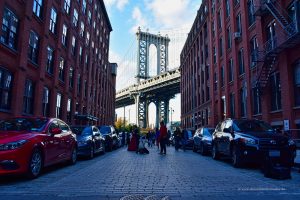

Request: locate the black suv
(211, 119), (296, 167)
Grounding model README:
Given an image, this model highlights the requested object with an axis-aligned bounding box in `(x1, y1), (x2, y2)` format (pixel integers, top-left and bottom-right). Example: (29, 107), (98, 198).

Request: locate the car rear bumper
(239, 146), (294, 165)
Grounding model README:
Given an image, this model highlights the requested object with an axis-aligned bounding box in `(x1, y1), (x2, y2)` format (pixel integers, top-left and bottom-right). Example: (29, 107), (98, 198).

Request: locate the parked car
(0, 117), (77, 178)
(71, 126), (105, 159)
(211, 119), (296, 168)
(182, 130), (194, 150)
(98, 125), (118, 151)
(193, 127), (214, 155)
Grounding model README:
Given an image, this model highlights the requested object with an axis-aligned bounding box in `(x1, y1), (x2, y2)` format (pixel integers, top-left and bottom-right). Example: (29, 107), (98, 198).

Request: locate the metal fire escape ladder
(264, 0), (296, 35)
(255, 0), (298, 92)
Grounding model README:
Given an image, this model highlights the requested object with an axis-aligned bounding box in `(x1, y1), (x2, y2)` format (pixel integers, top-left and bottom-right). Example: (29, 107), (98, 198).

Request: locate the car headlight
(240, 137), (256, 145)
(288, 139), (295, 146)
(0, 140), (27, 151)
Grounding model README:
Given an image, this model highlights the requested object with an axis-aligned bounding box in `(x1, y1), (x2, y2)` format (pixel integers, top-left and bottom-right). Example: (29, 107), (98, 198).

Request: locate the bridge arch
(136, 27), (170, 82)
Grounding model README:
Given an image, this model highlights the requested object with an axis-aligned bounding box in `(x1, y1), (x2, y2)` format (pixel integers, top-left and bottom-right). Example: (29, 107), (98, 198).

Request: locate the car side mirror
(50, 127), (62, 135)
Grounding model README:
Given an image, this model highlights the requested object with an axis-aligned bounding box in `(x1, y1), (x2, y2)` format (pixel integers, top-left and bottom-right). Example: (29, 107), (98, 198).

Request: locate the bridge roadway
(115, 68), (180, 108)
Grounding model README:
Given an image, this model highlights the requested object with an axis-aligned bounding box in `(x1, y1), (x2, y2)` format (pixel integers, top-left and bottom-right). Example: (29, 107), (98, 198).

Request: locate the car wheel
(232, 145), (243, 168)
(89, 145), (94, 159)
(212, 143), (220, 160)
(69, 147), (77, 165)
(27, 148), (43, 179)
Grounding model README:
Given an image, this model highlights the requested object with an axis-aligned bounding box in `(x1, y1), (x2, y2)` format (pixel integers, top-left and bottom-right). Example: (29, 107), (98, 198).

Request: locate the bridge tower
(135, 27), (171, 128)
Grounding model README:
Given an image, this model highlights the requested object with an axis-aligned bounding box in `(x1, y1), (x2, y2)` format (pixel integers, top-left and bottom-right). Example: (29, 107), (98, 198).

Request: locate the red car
(0, 117), (77, 178)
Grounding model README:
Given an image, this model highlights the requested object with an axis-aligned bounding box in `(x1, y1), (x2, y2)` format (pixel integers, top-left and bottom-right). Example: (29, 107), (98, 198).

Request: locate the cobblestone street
(0, 146), (300, 200)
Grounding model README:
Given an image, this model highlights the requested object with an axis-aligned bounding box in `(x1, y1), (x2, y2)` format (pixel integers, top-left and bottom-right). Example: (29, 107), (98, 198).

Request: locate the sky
(103, 0), (202, 126)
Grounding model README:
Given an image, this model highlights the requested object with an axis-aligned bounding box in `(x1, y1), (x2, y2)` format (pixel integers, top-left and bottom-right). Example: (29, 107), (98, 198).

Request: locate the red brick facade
(181, 0), (300, 138)
(0, 0), (116, 125)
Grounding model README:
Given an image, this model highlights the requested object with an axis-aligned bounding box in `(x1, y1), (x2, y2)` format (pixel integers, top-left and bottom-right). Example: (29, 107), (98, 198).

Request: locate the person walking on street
(174, 127), (181, 151)
(159, 121), (167, 155)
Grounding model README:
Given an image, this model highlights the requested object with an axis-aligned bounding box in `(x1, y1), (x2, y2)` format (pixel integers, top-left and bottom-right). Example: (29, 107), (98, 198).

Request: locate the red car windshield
(0, 118), (48, 132)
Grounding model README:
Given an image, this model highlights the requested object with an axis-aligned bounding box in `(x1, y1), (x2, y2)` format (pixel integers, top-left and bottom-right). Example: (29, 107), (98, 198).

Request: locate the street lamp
(169, 107), (175, 129)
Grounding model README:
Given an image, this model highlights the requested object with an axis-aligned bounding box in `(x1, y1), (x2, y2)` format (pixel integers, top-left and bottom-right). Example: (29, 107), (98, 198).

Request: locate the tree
(115, 117), (127, 130)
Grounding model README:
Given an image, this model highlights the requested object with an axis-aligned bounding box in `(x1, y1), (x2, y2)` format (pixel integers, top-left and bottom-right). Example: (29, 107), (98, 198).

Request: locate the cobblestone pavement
(0, 146), (300, 200)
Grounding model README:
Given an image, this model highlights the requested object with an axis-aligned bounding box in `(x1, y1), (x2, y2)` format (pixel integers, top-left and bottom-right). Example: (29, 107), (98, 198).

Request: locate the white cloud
(103, 0), (129, 11)
(145, 0), (190, 29)
(130, 6), (148, 33)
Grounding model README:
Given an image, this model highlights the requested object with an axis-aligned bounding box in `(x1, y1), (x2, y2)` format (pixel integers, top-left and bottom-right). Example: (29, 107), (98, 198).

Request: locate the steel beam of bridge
(116, 68), (180, 128)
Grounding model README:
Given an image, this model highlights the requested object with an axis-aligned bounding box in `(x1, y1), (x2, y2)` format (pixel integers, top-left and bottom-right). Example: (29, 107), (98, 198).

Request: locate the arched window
(0, 67), (13, 110)
(294, 61), (300, 106)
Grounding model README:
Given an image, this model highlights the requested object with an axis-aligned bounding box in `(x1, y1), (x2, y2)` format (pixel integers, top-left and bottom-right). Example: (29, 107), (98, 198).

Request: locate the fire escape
(254, 0), (300, 92)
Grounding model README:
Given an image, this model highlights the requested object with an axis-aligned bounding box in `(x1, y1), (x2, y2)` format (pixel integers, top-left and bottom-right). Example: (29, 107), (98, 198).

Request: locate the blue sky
(103, 0), (202, 126)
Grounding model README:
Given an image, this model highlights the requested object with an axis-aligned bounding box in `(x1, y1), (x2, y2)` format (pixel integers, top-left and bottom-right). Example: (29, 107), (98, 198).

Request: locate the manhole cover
(120, 195), (170, 200)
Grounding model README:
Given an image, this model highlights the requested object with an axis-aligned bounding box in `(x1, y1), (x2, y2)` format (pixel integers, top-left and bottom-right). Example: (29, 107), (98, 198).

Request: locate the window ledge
(0, 42), (18, 55)
(270, 110), (282, 114)
(293, 106), (300, 110)
(0, 109), (12, 114)
(252, 113), (262, 117)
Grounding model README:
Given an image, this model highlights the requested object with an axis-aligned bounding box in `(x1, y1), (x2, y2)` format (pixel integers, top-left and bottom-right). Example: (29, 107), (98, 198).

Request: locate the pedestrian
(138, 135), (149, 154)
(174, 127), (181, 151)
(126, 132), (130, 146)
(181, 129), (188, 151)
(159, 121), (167, 155)
(155, 128), (160, 150)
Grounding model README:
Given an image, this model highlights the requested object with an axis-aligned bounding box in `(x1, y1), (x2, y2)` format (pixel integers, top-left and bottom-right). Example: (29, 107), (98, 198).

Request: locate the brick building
(0, 0), (116, 125)
(181, 0), (300, 138)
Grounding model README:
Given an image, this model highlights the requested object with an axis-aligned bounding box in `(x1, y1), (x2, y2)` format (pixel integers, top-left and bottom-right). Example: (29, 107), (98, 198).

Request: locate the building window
(49, 8), (57, 34)
(213, 46), (217, 64)
(33, 0), (43, 18)
(247, 0), (255, 26)
(0, 67), (13, 110)
(294, 62), (300, 106)
(64, 0), (71, 14)
(225, 0), (230, 18)
(214, 72), (217, 91)
(23, 79), (34, 114)
(221, 66), (224, 87)
(56, 93), (62, 118)
(80, 21), (85, 37)
(252, 87), (261, 115)
(1, 8), (19, 50)
(77, 74), (81, 95)
(238, 48), (244, 75)
(42, 86), (50, 117)
(236, 13), (242, 34)
(230, 93), (235, 118)
(270, 72), (282, 111)
(73, 9), (78, 26)
(84, 80), (87, 97)
(250, 36), (258, 67)
(62, 24), (68, 46)
(79, 46), (83, 63)
(86, 32), (90, 46)
(219, 37), (223, 57)
(67, 98), (72, 123)
(227, 26), (232, 49)
(82, 0), (87, 14)
(240, 87), (247, 118)
(28, 31), (39, 64)
(69, 67), (74, 88)
(266, 21), (277, 51)
(217, 10), (222, 29)
(71, 36), (76, 55)
(88, 10), (92, 25)
(46, 46), (54, 74)
(58, 58), (65, 82)
(228, 58), (234, 82)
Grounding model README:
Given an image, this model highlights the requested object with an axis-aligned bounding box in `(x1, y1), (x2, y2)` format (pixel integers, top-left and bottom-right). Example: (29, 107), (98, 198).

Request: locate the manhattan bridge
(115, 27), (188, 128)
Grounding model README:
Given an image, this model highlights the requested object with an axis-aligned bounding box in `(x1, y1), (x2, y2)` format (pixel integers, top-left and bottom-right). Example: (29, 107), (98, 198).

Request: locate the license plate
(269, 150), (280, 157)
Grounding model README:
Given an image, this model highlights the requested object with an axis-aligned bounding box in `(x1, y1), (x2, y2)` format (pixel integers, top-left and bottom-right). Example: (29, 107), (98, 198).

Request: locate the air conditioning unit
(233, 32), (241, 40)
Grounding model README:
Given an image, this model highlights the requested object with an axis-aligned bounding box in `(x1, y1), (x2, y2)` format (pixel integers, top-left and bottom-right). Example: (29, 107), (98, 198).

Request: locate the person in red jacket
(159, 121), (167, 155)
